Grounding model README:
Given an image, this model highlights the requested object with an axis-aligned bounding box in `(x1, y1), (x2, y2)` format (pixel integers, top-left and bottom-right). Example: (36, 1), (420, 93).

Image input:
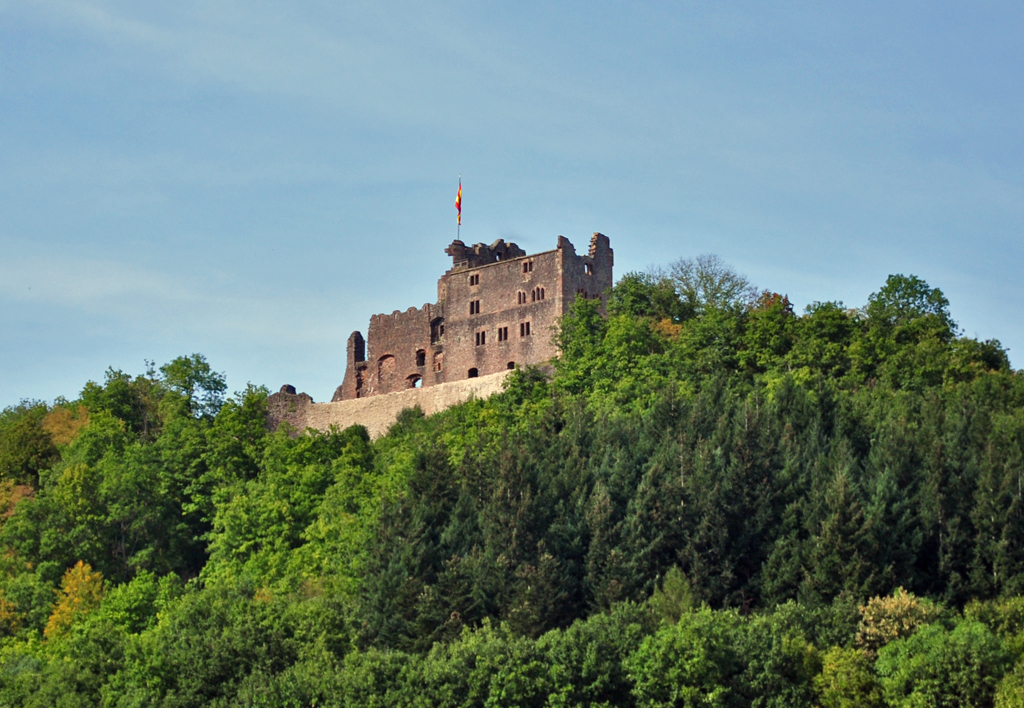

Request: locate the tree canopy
(0, 262), (1022, 706)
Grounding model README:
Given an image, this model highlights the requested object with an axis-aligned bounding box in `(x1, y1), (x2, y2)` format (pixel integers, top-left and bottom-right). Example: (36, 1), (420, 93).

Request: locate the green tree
(736, 607), (821, 708)
(865, 274), (956, 333)
(538, 601), (655, 707)
(80, 366), (163, 439)
(159, 354), (227, 419)
(608, 271), (692, 323)
(876, 620), (1013, 708)
(0, 401), (58, 485)
(995, 661), (1024, 708)
(650, 566), (696, 624)
(814, 646), (884, 708)
(626, 607), (744, 707)
(103, 585), (302, 708)
(964, 596), (1024, 660)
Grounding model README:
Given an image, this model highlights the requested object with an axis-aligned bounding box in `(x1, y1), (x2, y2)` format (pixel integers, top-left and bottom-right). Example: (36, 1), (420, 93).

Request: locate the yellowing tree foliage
(41, 404), (90, 446)
(44, 560), (104, 640)
(856, 587), (939, 655)
(0, 590), (20, 636)
(0, 480), (34, 523)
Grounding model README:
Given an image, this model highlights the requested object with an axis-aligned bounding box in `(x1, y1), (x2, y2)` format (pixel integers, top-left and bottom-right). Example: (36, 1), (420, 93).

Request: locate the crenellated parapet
(368, 303), (443, 335)
(445, 238), (526, 271)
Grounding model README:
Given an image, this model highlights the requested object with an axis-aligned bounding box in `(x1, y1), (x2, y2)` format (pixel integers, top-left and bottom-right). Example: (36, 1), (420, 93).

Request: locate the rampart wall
(268, 370), (511, 439)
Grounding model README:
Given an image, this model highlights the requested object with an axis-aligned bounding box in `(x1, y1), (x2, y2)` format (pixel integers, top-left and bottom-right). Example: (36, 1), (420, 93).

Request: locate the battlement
(369, 303), (442, 328)
(445, 238), (527, 271)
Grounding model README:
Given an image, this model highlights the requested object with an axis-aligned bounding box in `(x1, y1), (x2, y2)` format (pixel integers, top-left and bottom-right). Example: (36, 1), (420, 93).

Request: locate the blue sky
(2, 1), (1022, 407)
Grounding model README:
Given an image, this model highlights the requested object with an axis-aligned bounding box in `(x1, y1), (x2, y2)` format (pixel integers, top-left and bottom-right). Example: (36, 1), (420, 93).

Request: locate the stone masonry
(266, 372), (512, 439)
(266, 233), (613, 437)
(335, 232), (613, 401)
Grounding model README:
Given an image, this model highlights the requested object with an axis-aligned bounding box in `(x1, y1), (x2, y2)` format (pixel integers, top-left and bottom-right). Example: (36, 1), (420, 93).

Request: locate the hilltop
(0, 258), (1022, 706)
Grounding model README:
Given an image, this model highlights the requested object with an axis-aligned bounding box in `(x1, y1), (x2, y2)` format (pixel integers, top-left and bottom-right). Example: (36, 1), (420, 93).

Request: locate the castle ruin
(335, 232), (613, 400)
(268, 232), (613, 436)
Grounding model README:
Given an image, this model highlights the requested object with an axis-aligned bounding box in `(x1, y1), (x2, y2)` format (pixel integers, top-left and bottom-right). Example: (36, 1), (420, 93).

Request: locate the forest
(1, 257), (1023, 707)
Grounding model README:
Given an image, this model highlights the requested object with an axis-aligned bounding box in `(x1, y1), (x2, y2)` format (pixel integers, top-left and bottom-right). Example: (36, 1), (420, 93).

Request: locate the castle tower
(332, 233), (613, 402)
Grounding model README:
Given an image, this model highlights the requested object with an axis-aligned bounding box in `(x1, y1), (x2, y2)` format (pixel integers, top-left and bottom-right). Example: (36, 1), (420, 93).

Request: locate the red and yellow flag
(455, 180), (462, 225)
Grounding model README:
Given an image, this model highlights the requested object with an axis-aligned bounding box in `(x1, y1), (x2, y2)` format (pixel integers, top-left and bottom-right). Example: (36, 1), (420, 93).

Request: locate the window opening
(406, 374), (423, 389)
(468, 368), (478, 378)
(377, 355), (397, 388)
(522, 260), (533, 273)
(415, 350), (426, 367)
(475, 331), (486, 346)
(585, 263), (593, 275)
(430, 318), (445, 344)
(497, 326), (508, 342)
(518, 291), (526, 304)
(520, 322), (531, 337)
(507, 361), (516, 370)
(469, 300), (481, 315)
(469, 273), (480, 286)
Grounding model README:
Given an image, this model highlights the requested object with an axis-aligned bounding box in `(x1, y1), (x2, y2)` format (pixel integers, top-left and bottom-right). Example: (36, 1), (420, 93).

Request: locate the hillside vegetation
(1, 261), (1023, 707)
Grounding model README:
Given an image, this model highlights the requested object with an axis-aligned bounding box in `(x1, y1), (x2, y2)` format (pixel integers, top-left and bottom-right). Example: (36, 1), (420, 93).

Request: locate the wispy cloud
(0, 0), (1021, 407)
(8, 0), (636, 148)
(0, 254), (348, 345)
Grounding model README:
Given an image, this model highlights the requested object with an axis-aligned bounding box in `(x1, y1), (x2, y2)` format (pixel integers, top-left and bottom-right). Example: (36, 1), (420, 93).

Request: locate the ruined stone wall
(334, 331), (366, 402)
(334, 304), (443, 401)
(558, 232), (614, 314)
(270, 370), (511, 439)
(365, 303), (442, 395)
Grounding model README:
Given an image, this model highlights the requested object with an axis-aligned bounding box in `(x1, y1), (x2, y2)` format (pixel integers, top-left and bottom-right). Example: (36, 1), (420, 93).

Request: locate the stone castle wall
(332, 233), (612, 404)
(441, 246), (562, 382)
(268, 370), (512, 439)
(271, 232), (612, 437)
